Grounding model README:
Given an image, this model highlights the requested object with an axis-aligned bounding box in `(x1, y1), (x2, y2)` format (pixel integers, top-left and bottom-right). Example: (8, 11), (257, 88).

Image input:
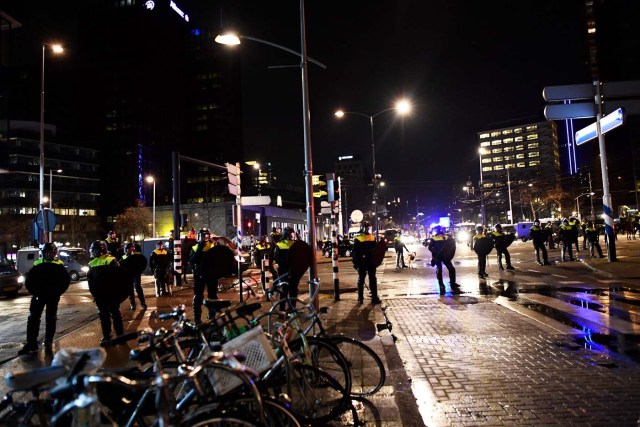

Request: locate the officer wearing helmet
(352, 221), (381, 304)
(18, 243), (70, 355)
(472, 225), (492, 278)
(105, 231), (123, 260)
(490, 224), (515, 270)
(530, 219), (551, 265)
(88, 240), (124, 346)
(273, 226), (302, 308)
(189, 227), (215, 323)
(121, 242), (148, 309)
(428, 226), (460, 293)
(150, 241), (170, 297)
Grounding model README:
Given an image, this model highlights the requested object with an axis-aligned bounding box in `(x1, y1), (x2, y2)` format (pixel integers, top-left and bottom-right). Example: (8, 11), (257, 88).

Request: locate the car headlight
(18, 275), (25, 284)
(81, 266), (90, 273)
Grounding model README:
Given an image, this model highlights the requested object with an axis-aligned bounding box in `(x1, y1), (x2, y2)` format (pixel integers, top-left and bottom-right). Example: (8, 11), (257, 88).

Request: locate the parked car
(0, 256), (23, 298)
(58, 247), (91, 281)
(322, 239), (354, 258)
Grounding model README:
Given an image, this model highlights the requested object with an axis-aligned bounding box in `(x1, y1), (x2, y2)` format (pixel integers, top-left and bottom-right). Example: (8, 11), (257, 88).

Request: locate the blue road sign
(575, 108), (625, 146)
(35, 208), (57, 232)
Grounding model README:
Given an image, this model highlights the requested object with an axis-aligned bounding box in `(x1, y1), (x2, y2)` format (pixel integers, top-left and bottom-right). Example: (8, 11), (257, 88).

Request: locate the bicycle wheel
(285, 363), (349, 424)
(330, 335), (386, 396)
(289, 336), (352, 396)
(215, 397), (301, 427)
(186, 414), (258, 427)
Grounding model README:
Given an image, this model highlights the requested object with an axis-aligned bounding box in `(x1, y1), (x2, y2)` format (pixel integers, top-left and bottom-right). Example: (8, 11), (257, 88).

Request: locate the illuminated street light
(215, 3), (325, 294)
(334, 99), (412, 238)
(39, 42), (64, 243)
(146, 176), (156, 237)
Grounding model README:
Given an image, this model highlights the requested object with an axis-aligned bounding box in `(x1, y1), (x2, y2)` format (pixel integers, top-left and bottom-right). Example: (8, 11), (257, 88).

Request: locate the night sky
(226, 0), (590, 212)
(5, 0), (636, 218)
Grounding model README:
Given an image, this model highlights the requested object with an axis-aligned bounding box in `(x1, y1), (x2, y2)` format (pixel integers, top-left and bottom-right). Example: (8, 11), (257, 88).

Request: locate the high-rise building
(478, 121), (561, 222)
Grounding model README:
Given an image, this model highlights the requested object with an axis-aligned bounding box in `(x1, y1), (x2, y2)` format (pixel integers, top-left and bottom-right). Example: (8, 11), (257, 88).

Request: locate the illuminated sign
(169, 0), (189, 22)
(338, 155), (354, 161)
(575, 108), (625, 146)
(144, 0), (155, 10)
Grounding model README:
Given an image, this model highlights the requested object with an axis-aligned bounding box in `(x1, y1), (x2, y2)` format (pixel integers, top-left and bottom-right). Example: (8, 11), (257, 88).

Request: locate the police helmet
(124, 242), (135, 253)
(495, 224), (502, 230)
(534, 219), (540, 226)
(40, 243), (58, 261)
(433, 225), (444, 235)
(90, 240), (108, 258)
(156, 241), (164, 248)
(476, 225), (484, 233)
(197, 228), (211, 243)
(360, 221), (371, 233)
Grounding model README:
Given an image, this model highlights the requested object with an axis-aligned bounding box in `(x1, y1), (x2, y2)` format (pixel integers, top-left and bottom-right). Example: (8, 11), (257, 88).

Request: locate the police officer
(190, 228), (215, 323)
(120, 242), (147, 310)
(270, 227), (282, 245)
(585, 221), (605, 258)
(274, 227), (303, 308)
(18, 243), (70, 355)
(428, 226), (460, 293)
(255, 235), (278, 281)
(530, 219), (551, 265)
(559, 219), (576, 262)
(352, 222), (381, 304)
(88, 240), (123, 346)
(105, 230), (123, 260)
(150, 241), (170, 297)
(490, 224), (515, 270)
(568, 217), (580, 254)
(472, 225), (491, 278)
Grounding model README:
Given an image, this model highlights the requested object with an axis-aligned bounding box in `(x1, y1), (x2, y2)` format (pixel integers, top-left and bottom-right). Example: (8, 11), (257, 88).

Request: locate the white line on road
(552, 274), (568, 278)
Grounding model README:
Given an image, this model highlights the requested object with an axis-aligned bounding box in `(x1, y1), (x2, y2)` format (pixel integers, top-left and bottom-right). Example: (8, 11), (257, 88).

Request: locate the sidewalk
(580, 238), (640, 282)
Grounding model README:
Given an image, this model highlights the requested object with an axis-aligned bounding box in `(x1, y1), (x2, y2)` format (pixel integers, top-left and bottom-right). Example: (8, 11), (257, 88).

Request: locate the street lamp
(48, 168), (62, 241)
(216, 6), (325, 289)
(253, 163), (261, 196)
(146, 176), (156, 237)
(478, 147), (487, 225)
(39, 42), (64, 243)
(334, 99), (412, 239)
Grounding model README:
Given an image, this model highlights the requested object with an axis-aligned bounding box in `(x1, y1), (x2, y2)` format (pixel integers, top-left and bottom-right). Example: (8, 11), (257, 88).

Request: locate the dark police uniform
(428, 230), (459, 291)
(352, 230), (381, 304)
(88, 253), (123, 345)
(530, 222), (550, 265)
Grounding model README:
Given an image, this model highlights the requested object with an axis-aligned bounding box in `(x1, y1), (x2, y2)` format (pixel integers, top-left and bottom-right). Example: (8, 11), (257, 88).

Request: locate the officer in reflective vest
(530, 219), (551, 265)
(352, 222), (381, 305)
(190, 228), (215, 323)
(88, 240), (123, 347)
(274, 227), (301, 309)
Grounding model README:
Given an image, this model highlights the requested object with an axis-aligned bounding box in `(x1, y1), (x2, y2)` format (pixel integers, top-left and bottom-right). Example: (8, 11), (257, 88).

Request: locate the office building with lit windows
(477, 121), (561, 222)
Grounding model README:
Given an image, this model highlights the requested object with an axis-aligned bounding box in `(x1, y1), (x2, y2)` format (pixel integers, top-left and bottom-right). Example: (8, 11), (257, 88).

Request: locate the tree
(115, 207), (152, 240)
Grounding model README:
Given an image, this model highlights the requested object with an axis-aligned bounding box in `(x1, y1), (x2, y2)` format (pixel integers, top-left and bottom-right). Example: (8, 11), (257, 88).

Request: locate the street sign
(575, 108), (626, 146)
(544, 102), (596, 120)
(240, 195), (271, 206)
(320, 201), (330, 207)
(35, 209), (56, 232)
(320, 207), (332, 214)
(226, 162), (241, 197)
(542, 83), (593, 102)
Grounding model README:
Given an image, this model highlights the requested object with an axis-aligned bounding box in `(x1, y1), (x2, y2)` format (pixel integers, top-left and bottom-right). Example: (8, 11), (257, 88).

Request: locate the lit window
(529, 160), (540, 167)
(482, 157), (492, 163)
(491, 131), (500, 137)
(494, 165), (504, 170)
(527, 142), (539, 149)
(504, 155), (514, 161)
(482, 166), (493, 172)
(491, 140), (502, 145)
(515, 145), (524, 151)
(492, 148), (503, 154)
(516, 153), (525, 159)
(502, 129), (513, 135)
(515, 136), (524, 142)
(495, 156), (504, 162)
(526, 134), (538, 140)
(514, 128), (523, 133)
(503, 138), (514, 144)
(503, 146), (514, 152)
(479, 133), (490, 139)
(481, 141), (491, 147)
(517, 162), (526, 167)
(506, 163), (515, 169)
(526, 125), (537, 131)
(529, 151), (539, 158)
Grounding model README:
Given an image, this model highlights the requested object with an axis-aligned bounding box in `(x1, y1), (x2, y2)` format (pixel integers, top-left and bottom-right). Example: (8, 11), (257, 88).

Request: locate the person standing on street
(568, 217), (581, 254)
(120, 242), (147, 310)
(274, 227), (304, 308)
(490, 224), (515, 270)
(88, 240), (123, 347)
(18, 243), (70, 355)
(559, 219), (576, 262)
(530, 219), (551, 265)
(352, 222), (381, 304)
(150, 241), (170, 297)
(428, 226), (460, 293)
(472, 225), (492, 278)
(105, 230), (123, 260)
(586, 221), (605, 258)
(190, 228), (215, 323)
(545, 222), (556, 249)
(393, 234), (408, 269)
(255, 235), (278, 280)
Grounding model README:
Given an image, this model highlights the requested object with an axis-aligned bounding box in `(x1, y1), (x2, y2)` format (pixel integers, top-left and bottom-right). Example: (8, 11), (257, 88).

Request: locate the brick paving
(385, 294), (640, 426)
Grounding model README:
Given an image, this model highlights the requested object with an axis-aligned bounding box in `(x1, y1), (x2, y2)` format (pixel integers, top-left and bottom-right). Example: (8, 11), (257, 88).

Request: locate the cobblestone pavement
(381, 239), (640, 426)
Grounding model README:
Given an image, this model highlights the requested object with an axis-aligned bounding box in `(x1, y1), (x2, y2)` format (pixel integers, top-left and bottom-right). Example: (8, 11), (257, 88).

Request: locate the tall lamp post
(215, 4), (325, 293)
(48, 168), (62, 242)
(575, 192), (595, 220)
(39, 42), (64, 243)
(146, 176), (156, 238)
(478, 148), (487, 225)
(334, 99), (412, 239)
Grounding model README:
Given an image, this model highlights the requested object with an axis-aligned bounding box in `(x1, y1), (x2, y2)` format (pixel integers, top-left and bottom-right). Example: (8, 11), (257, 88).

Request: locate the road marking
(552, 274), (568, 278)
(557, 281), (585, 285)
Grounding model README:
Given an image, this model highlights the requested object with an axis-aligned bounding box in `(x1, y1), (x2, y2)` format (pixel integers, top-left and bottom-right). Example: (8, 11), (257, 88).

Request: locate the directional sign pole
(594, 81), (617, 261)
